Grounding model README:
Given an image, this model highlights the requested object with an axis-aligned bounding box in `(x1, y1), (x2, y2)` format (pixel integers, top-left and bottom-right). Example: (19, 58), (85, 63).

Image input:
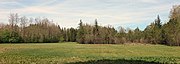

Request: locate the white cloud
(0, 0), (21, 2)
(0, 0), (179, 29)
(138, 0), (158, 3)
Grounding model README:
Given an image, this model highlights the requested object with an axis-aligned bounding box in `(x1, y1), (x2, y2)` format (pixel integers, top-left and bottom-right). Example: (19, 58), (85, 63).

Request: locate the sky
(0, 0), (179, 30)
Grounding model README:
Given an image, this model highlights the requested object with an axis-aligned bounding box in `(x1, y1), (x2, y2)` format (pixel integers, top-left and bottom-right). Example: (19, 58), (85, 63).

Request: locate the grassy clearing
(0, 42), (179, 64)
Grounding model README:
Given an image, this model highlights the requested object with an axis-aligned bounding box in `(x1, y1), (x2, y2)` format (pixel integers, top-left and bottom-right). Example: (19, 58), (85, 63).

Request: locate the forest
(0, 5), (180, 46)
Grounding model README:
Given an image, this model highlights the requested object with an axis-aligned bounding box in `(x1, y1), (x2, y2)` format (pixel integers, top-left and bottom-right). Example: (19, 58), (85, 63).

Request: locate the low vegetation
(0, 42), (179, 64)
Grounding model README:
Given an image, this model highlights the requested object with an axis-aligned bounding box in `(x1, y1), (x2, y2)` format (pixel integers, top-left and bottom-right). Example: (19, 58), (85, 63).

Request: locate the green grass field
(0, 42), (179, 64)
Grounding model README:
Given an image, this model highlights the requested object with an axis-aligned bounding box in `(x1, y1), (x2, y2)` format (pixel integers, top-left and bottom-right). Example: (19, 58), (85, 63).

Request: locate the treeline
(76, 5), (180, 46)
(0, 14), (62, 43)
(0, 5), (180, 46)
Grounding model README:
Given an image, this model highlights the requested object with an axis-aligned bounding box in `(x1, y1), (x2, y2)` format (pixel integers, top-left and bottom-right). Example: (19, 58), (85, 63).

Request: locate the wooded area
(0, 5), (180, 46)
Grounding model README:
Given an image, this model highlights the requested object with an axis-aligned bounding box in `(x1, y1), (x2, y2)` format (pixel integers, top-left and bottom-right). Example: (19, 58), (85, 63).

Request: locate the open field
(0, 42), (180, 64)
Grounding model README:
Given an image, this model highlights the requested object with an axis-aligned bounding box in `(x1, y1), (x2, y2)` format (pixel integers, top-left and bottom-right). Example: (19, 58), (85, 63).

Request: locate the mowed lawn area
(0, 42), (180, 64)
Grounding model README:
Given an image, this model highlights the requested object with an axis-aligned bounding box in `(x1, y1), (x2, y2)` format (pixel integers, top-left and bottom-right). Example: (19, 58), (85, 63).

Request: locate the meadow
(0, 42), (179, 64)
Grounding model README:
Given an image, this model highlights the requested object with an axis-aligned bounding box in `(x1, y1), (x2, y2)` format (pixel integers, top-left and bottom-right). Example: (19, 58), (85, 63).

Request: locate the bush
(0, 29), (22, 43)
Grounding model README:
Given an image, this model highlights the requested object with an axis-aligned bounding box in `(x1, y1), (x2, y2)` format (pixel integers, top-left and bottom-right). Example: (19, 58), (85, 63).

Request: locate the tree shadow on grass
(67, 59), (161, 64)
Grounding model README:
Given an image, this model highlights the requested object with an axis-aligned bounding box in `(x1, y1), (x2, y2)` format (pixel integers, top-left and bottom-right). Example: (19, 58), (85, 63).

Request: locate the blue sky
(0, 0), (179, 30)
